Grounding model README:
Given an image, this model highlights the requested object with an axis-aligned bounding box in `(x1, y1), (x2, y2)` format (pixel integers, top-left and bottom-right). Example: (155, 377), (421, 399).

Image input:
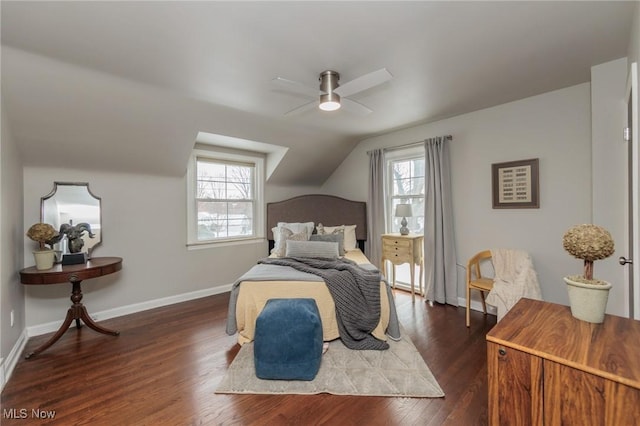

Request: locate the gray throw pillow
(310, 233), (345, 255)
(285, 240), (340, 259)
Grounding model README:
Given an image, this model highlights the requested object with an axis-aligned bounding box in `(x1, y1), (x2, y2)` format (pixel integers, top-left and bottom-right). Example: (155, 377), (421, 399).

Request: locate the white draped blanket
(485, 249), (543, 321)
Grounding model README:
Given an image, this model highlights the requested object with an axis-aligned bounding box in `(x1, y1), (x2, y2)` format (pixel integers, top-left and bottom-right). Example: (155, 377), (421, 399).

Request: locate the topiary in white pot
(562, 224), (615, 323)
(26, 223), (59, 270)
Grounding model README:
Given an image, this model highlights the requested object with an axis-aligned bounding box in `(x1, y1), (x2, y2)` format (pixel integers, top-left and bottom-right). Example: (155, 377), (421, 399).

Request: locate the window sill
(187, 237), (266, 251)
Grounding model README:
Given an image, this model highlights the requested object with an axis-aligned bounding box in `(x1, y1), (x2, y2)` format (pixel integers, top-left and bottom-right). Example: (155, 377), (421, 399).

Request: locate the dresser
(486, 298), (640, 425)
(380, 233), (424, 301)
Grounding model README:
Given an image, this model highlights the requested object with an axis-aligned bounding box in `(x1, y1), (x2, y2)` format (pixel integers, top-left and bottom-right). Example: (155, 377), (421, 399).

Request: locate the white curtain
(424, 137), (458, 305)
(366, 149), (385, 268)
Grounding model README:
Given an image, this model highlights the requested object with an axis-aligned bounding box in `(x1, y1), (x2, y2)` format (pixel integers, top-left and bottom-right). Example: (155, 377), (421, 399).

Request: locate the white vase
(564, 276), (612, 324)
(33, 249), (55, 270)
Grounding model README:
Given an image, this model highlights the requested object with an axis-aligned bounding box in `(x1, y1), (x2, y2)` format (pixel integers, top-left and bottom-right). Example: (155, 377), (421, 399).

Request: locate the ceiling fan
(272, 68), (393, 116)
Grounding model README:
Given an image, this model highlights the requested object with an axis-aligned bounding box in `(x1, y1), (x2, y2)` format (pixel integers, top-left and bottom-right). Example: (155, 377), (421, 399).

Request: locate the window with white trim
(187, 147), (264, 246)
(384, 146), (425, 288)
(385, 146), (425, 234)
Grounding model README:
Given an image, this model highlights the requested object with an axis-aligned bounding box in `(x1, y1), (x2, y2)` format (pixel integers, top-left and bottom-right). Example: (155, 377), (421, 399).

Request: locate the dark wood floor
(1, 291), (496, 426)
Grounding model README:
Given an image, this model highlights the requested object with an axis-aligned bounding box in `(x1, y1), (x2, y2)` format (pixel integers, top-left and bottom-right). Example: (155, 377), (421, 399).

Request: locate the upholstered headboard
(266, 194), (367, 251)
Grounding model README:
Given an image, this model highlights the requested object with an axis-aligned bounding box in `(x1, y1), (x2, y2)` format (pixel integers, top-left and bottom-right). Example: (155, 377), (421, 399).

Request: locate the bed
(225, 194), (400, 349)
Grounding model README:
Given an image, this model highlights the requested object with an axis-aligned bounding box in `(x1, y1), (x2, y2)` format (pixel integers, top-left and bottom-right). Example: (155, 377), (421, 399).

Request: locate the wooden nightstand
(381, 233), (424, 301)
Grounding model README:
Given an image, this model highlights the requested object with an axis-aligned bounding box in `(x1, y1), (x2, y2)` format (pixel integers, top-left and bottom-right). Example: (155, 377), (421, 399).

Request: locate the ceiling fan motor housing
(319, 70), (340, 91)
(319, 70), (340, 110)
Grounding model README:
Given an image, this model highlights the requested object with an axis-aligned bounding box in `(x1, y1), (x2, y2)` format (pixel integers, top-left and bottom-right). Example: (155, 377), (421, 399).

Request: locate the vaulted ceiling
(1, 1), (635, 185)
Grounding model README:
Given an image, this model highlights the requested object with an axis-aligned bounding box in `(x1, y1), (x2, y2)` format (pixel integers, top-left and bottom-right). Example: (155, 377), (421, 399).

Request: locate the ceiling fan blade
(272, 77), (321, 99)
(334, 68), (393, 98)
(341, 98), (373, 116)
(284, 100), (319, 116)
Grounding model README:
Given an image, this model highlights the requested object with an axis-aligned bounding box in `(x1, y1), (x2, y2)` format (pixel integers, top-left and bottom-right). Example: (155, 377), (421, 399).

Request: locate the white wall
(323, 83), (594, 309)
(266, 184), (323, 204)
(591, 58), (629, 316)
(1, 103), (25, 379)
(629, 3), (639, 67)
(23, 167), (266, 327)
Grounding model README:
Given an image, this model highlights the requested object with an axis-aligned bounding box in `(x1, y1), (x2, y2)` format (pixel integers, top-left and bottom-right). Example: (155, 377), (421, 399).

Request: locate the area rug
(215, 329), (444, 398)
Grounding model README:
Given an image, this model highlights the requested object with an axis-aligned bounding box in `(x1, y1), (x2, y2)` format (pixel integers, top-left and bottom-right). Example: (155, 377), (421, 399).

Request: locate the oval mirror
(41, 182), (102, 256)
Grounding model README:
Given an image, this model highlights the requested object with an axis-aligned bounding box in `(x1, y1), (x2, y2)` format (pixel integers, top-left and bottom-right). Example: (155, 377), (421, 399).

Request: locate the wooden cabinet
(486, 298), (640, 425)
(380, 233), (424, 301)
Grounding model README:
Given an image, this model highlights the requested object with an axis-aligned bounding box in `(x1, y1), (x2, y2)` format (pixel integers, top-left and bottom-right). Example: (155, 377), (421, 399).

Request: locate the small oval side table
(20, 256), (123, 359)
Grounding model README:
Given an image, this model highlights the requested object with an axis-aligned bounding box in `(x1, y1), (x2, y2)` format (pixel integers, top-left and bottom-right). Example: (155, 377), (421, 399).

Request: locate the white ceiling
(1, 1), (635, 185)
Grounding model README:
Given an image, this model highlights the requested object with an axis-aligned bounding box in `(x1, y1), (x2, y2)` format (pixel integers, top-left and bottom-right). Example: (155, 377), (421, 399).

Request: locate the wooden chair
(466, 250), (494, 327)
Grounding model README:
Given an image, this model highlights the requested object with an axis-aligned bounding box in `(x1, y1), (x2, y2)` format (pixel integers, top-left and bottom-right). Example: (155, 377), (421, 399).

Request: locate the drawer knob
(498, 348), (507, 356)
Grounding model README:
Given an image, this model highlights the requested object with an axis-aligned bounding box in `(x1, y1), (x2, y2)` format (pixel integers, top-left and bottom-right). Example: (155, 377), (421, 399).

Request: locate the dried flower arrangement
(26, 223), (60, 251)
(562, 224), (615, 285)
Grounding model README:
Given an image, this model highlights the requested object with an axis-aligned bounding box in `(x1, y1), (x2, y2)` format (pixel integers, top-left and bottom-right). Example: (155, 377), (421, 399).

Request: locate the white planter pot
(33, 249), (55, 270)
(564, 276), (612, 324)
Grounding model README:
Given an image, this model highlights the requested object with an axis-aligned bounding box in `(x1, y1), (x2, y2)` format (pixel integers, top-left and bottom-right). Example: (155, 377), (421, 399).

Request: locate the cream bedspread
(235, 249), (391, 345)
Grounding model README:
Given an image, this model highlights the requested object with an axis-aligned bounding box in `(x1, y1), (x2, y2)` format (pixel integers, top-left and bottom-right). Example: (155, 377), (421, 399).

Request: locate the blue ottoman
(254, 298), (323, 381)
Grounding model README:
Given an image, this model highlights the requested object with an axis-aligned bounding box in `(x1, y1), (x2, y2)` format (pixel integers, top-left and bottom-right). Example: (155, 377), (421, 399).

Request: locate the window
(187, 147), (264, 246)
(384, 146), (425, 288)
(386, 147), (425, 234)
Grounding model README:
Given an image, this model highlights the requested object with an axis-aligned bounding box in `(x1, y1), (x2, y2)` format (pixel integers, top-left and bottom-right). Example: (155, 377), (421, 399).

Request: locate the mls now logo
(3, 408), (56, 419)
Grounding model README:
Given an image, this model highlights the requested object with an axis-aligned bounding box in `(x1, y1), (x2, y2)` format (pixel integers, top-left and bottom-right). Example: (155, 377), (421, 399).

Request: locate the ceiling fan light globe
(319, 101), (341, 111)
(319, 93), (341, 111)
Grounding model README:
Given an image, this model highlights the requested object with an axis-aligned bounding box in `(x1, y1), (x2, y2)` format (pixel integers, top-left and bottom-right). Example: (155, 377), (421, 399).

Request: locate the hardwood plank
(1, 291), (496, 425)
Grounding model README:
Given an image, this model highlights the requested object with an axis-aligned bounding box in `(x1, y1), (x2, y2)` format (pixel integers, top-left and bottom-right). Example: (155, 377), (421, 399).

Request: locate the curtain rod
(367, 135), (453, 155)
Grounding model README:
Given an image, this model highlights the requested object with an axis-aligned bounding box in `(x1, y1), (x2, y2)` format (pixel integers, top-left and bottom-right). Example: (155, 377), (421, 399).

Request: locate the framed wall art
(492, 158), (539, 209)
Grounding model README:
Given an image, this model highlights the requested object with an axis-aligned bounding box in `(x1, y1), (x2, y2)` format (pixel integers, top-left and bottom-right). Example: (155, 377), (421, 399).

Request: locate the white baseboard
(457, 296), (498, 316)
(27, 283), (233, 337)
(1, 329), (28, 391)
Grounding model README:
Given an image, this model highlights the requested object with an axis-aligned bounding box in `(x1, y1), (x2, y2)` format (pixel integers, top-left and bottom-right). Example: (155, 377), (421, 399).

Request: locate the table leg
(423, 260), (435, 305)
(79, 305), (119, 336)
(25, 308), (75, 359)
(410, 262), (415, 302)
(70, 279), (119, 336)
(25, 279), (119, 359)
(392, 264), (397, 289)
(419, 260), (424, 296)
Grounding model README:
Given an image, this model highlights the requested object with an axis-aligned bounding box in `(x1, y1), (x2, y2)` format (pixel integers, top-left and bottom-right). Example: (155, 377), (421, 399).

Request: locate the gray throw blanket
(259, 257), (390, 350)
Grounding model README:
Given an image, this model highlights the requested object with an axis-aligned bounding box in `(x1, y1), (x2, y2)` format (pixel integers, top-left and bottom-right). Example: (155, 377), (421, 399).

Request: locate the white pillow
(321, 224), (343, 234)
(277, 222), (314, 239)
(272, 222), (314, 243)
(323, 224), (357, 251)
(285, 240), (339, 258)
(271, 227), (309, 257)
